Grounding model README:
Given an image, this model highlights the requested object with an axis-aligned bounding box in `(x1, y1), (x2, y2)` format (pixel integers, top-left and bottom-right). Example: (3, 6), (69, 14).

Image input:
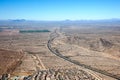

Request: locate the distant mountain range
(0, 19), (120, 29)
(0, 18), (120, 22)
(9, 19), (26, 22)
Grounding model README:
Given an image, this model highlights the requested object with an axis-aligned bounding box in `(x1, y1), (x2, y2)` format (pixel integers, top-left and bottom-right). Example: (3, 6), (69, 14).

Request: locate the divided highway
(47, 30), (120, 80)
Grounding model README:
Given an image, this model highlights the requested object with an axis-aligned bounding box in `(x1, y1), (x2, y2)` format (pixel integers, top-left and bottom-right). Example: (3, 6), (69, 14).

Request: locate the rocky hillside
(9, 68), (97, 80)
(60, 34), (120, 59)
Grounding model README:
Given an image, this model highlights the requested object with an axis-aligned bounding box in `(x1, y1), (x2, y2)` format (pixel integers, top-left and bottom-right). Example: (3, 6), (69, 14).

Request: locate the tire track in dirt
(31, 54), (46, 70)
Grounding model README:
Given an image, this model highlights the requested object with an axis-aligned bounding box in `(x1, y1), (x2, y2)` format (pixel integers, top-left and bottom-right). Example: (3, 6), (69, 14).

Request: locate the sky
(0, 0), (120, 20)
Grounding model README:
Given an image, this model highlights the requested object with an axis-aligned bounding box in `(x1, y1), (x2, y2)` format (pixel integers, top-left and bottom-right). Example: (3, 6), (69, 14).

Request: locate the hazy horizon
(0, 18), (120, 21)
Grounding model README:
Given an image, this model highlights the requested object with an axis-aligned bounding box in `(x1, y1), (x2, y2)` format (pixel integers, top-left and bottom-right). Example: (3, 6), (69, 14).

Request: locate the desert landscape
(51, 26), (120, 79)
(0, 20), (120, 80)
(1, 0), (120, 80)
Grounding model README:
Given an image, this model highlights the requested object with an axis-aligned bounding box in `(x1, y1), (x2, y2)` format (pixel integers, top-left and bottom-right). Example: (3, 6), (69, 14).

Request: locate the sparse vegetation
(0, 20), (120, 80)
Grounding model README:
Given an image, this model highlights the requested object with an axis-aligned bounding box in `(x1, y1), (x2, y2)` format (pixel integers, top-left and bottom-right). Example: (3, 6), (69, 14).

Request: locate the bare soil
(0, 49), (23, 75)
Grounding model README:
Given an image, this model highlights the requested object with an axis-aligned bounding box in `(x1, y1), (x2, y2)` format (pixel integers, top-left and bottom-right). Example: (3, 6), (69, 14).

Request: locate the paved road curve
(47, 30), (103, 80)
(47, 30), (120, 80)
